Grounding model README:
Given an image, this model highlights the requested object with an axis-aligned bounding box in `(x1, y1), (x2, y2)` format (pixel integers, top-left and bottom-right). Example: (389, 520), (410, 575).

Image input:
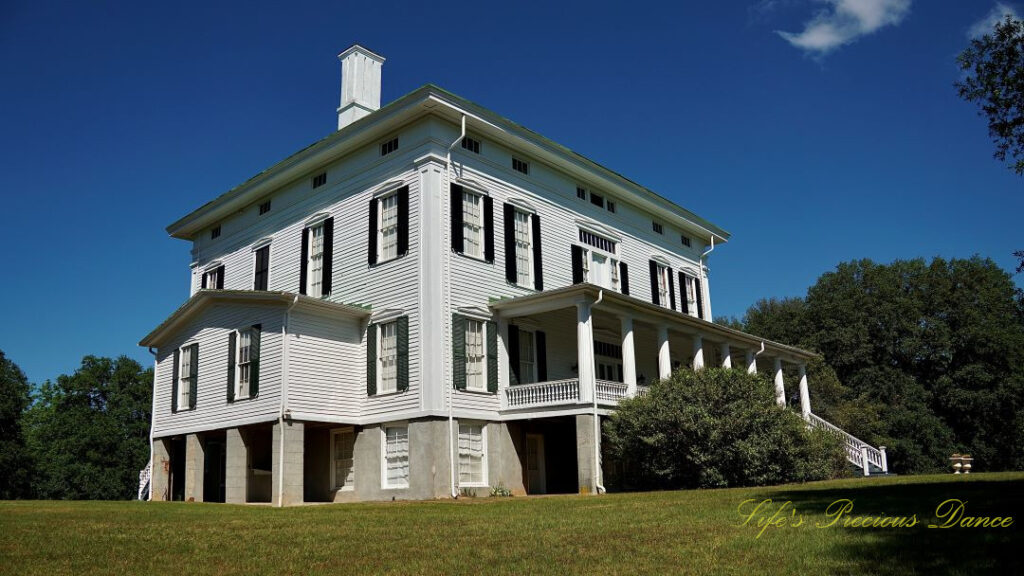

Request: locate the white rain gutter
(590, 289), (606, 494)
(277, 294), (300, 507)
(147, 346), (158, 501)
(446, 115), (466, 499)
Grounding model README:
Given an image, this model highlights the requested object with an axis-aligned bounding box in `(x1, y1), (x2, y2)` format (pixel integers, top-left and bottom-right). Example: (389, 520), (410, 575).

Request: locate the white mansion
(141, 45), (886, 505)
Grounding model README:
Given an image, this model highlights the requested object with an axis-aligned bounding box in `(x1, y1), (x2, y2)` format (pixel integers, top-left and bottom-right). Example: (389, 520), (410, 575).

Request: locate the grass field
(1, 472), (1021, 575)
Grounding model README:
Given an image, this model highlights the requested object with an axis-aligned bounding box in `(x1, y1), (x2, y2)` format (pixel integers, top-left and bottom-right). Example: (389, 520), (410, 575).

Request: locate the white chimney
(337, 44), (385, 130)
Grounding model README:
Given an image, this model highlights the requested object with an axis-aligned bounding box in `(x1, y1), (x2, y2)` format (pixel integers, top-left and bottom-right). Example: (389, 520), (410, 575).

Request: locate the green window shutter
(486, 320), (498, 393)
(171, 348), (179, 413)
(250, 324), (261, 397)
(366, 323), (377, 396)
(188, 343), (198, 410)
(452, 314), (466, 390)
(397, 316), (409, 392)
(227, 332), (236, 403)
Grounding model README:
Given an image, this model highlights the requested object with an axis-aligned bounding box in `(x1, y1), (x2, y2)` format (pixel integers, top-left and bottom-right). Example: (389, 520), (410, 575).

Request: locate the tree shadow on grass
(760, 477), (1023, 575)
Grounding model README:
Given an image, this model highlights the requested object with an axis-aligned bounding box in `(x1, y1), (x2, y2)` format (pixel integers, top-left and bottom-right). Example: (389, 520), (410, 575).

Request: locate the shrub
(604, 368), (847, 490)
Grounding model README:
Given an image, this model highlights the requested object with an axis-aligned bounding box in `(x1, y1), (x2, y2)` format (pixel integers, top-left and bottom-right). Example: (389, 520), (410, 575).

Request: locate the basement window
(312, 172), (327, 188)
(380, 138), (399, 156)
(652, 221), (663, 234)
(259, 201), (272, 215)
(512, 158), (529, 175)
(461, 136), (481, 154)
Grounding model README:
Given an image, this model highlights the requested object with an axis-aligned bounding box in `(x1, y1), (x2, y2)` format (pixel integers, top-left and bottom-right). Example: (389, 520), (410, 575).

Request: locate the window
(576, 186), (587, 200)
(513, 209), (533, 286)
(461, 136), (480, 154)
(683, 274), (697, 317)
(512, 158), (529, 174)
(681, 235), (692, 248)
(462, 190), (484, 259)
(210, 225), (221, 239)
(380, 137), (399, 156)
(178, 344), (193, 408)
(378, 321), (398, 394)
(331, 428), (355, 491)
(312, 172), (327, 188)
(652, 221), (663, 234)
(259, 200), (272, 215)
(579, 230), (616, 254)
(465, 319), (486, 391)
(383, 425), (409, 488)
(305, 223), (325, 297)
(577, 229), (620, 291)
(656, 264), (671, 309)
(253, 245), (270, 290)
(378, 193), (399, 262)
(590, 192), (604, 208)
(607, 201), (616, 213)
(235, 329), (252, 399)
(202, 267), (222, 290)
(519, 331), (536, 384)
(458, 423), (487, 486)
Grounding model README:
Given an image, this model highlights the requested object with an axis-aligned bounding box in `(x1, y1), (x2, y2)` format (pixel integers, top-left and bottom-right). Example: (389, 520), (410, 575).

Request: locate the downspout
(147, 346), (158, 501)
(446, 114), (466, 499)
(590, 289), (606, 494)
(277, 295), (300, 507)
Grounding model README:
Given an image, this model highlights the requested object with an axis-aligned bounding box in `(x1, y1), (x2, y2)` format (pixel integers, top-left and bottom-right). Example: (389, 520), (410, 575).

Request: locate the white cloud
(777, 0), (912, 56)
(967, 3), (1020, 38)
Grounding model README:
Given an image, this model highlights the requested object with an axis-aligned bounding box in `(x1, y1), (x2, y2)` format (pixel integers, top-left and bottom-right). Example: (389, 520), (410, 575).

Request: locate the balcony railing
(505, 379), (636, 409)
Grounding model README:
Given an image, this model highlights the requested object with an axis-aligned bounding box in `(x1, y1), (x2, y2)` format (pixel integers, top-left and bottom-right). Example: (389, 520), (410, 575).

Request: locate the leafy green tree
(0, 350), (33, 499)
(604, 367), (847, 491)
(956, 15), (1024, 175)
(25, 356), (152, 500)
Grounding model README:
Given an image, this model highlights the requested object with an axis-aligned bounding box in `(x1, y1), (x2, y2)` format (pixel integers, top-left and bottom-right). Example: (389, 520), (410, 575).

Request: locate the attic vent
(259, 201), (272, 215)
(312, 172), (327, 188)
(210, 225), (221, 239)
(607, 201), (616, 213)
(576, 186), (587, 200)
(380, 137), (399, 156)
(512, 158), (529, 174)
(461, 136), (480, 154)
(681, 235), (692, 248)
(590, 192), (604, 208)
(652, 222), (663, 234)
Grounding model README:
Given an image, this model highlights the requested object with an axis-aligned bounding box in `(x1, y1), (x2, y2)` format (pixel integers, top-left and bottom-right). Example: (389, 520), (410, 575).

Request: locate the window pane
(308, 224), (324, 297)
(465, 320), (485, 390)
(385, 426), (409, 487)
(519, 331), (535, 384)
(379, 193), (399, 261)
(379, 322), (398, 393)
(458, 424), (484, 484)
(334, 430), (355, 489)
(514, 210), (531, 285)
(462, 192), (482, 258)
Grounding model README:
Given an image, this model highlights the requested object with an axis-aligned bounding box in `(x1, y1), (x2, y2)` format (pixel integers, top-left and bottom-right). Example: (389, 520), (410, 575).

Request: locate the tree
(0, 350), (33, 499)
(604, 367), (847, 491)
(955, 15), (1024, 175)
(24, 356), (152, 500)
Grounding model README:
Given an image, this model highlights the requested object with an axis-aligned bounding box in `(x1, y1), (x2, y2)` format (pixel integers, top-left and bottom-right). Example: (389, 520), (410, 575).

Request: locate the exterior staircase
(807, 413), (889, 476)
(138, 460), (151, 501)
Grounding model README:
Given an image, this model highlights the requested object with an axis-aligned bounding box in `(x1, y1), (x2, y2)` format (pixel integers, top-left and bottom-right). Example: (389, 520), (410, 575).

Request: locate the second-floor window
(378, 192), (399, 261)
(519, 330), (536, 384)
(463, 190), (484, 259)
(378, 320), (398, 394)
(369, 186), (409, 266)
(465, 319), (486, 391)
(306, 223), (324, 297)
(253, 246), (270, 291)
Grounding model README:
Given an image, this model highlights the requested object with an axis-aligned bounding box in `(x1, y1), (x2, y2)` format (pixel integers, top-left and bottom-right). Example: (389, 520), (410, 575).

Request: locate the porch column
(773, 357), (786, 407)
(720, 342), (731, 369)
(272, 419), (304, 507)
(745, 349), (757, 374)
(184, 433), (205, 502)
(577, 300), (596, 403)
(798, 363), (811, 418)
(225, 427), (248, 504)
(620, 315), (637, 396)
(657, 325), (671, 380)
(692, 334), (705, 370)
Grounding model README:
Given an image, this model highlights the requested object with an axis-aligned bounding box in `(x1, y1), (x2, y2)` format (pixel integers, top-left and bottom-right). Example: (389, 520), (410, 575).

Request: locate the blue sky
(1, 0), (1020, 385)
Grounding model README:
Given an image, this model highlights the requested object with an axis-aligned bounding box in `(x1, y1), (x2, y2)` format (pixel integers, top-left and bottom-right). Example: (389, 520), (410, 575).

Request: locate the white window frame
(458, 422), (488, 487)
(377, 320), (398, 394)
(683, 273), (698, 317)
(234, 328), (252, 400)
(518, 329), (537, 384)
(178, 343), (193, 409)
(580, 247), (619, 292)
(330, 427), (356, 491)
(305, 223), (325, 298)
(377, 192), (400, 263)
(464, 319), (487, 392)
(656, 264), (671, 309)
(462, 189), (485, 260)
(381, 423), (410, 489)
(513, 209), (533, 287)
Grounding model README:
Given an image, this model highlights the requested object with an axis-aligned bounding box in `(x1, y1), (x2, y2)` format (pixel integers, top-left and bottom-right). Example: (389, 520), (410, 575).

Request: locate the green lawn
(1, 473), (1021, 575)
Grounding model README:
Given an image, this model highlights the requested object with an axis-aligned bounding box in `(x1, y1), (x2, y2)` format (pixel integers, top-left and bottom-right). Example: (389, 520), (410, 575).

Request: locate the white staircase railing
(138, 460), (152, 501)
(807, 413), (888, 475)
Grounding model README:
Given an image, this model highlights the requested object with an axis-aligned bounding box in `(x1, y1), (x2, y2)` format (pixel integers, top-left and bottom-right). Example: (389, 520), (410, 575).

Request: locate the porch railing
(506, 378), (580, 408)
(807, 413), (887, 474)
(595, 380), (629, 402)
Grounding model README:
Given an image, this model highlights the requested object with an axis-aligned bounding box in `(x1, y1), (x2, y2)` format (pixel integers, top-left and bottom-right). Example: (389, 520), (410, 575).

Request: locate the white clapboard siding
(286, 309), (364, 420)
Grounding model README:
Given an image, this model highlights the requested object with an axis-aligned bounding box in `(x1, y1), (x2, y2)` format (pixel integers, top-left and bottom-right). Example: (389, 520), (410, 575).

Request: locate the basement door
(526, 433), (546, 494)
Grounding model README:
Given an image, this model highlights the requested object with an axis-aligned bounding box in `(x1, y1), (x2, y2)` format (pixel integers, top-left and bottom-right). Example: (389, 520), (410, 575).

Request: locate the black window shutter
(322, 218), (334, 296)
(503, 203), (516, 284)
(368, 198), (378, 265)
(397, 316), (409, 392)
(452, 314), (466, 390)
(536, 330), (547, 382)
(366, 323), (377, 396)
(679, 272), (689, 315)
(486, 320), (498, 392)
(450, 184), (464, 254)
(397, 186), (409, 256)
(571, 245), (585, 284)
(531, 214), (543, 290)
(171, 348), (179, 413)
(201, 273), (207, 290)
(483, 195), (494, 263)
(299, 227), (309, 295)
(227, 331), (236, 403)
(188, 343), (198, 410)
(507, 325), (520, 385)
(695, 277), (705, 319)
(250, 324), (261, 397)
(216, 265), (225, 289)
(649, 260), (660, 306)
(619, 262), (630, 295)
(668, 270), (676, 311)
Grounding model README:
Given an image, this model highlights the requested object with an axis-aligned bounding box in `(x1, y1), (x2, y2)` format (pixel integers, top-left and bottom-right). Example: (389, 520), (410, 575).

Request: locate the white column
(692, 334), (705, 371)
(798, 363), (811, 418)
(773, 357), (786, 407)
(577, 300), (595, 403)
(657, 325), (671, 380)
(745, 349), (757, 374)
(620, 315), (637, 396)
(720, 342), (731, 369)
